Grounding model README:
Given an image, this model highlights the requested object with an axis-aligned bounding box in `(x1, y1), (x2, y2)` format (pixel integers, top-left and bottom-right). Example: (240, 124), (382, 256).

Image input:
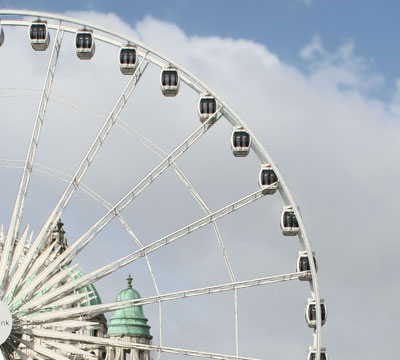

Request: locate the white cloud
(299, 35), (324, 60)
(300, 35), (385, 94)
(295, 0), (314, 6)
(0, 11), (398, 359)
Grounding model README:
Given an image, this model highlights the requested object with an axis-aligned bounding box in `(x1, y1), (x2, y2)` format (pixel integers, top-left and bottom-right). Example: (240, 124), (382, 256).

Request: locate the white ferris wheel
(0, 10), (327, 360)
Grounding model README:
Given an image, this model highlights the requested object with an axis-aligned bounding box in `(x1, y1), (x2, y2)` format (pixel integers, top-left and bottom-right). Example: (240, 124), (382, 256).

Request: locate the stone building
(17, 221), (152, 360)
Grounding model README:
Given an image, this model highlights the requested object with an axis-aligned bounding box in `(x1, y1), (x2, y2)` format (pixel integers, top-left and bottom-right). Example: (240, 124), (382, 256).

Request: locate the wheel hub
(0, 301), (12, 345)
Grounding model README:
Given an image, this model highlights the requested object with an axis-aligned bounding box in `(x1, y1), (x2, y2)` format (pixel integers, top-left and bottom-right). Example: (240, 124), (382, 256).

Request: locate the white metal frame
(0, 9), (325, 360)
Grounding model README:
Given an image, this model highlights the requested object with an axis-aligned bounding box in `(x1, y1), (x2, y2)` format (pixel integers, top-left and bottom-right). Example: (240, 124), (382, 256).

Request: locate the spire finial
(127, 274), (133, 288)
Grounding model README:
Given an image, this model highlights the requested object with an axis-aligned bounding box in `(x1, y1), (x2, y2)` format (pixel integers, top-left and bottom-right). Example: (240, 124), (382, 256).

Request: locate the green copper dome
(70, 269), (103, 307)
(107, 275), (151, 337)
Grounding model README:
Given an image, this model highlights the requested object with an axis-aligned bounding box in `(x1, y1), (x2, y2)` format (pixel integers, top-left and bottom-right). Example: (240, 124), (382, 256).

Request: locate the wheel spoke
(7, 343), (31, 360)
(41, 340), (96, 358)
(111, 118), (238, 356)
(113, 118), (237, 282)
(37, 52), (150, 237)
(9, 108), (222, 301)
(13, 184), (265, 315)
(67, 108), (222, 258)
(21, 328), (261, 360)
(39, 292), (97, 311)
(3, 54), (150, 299)
(0, 25), (64, 293)
(19, 269), (300, 324)
(8, 226), (31, 276)
(8, 264), (79, 310)
(41, 320), (100, 329)
(11, 336), (69, 360)
(7, 100), (232, 356)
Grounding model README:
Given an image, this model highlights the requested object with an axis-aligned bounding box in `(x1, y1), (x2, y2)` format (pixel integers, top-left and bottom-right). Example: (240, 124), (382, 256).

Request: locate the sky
(2, 0), (399, 98)
(0, 1), (398, 360)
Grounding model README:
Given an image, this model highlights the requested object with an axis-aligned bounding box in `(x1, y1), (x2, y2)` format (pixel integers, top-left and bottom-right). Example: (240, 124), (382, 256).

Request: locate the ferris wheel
(0, 10), (327, 360)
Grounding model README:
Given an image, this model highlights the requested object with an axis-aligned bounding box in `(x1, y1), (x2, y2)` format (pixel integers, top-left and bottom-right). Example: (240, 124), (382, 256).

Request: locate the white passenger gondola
(198, 95), (217, 123)
(281, 206), (299, 235)
(297, 251), (317, 281)
(307, 347), (328, 360)
(161, 67), (179, 96)
(231, 126), (251, 157)
(75, 29), (95, 59)
(258, 164), (278, 194)
(29, 20), (50, 51)
(305, 298), (327, 328)
(119, 45), (137, 75)
(0, 21), (4, 47)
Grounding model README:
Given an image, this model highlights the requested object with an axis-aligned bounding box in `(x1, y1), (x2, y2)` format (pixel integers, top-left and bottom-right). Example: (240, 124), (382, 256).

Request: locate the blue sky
(1, 0), (398, 94)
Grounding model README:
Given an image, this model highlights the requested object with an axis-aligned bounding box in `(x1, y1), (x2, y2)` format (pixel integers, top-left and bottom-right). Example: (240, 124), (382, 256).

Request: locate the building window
(139, 350), (144, 360)
(123, 349), (130, 360)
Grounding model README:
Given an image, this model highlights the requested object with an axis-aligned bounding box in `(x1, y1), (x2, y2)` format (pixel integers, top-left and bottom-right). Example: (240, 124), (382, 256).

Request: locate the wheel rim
(0, 10), (324, 360)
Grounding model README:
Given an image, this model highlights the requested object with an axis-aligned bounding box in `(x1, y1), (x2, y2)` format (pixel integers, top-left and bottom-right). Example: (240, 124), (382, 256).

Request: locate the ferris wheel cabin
(258, 164), (278, 194)
(119, 45), (137, 75)
(308, 347), (328, 360)
(231, 127), (251, 157)
(305, 298), (327, 328)
(160, 67), (180, 96)
(281, 206), (299, 236)
(198, 95), (217, 123)
(297, 251), (317, 281)
(75, 29), (95, 59)
(29, 20), (50, 51)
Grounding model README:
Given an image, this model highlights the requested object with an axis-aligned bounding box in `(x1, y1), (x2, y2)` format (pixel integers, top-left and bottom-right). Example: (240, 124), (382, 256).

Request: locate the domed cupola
(107, 275), (151, 338)
(106, 275), (152, 360)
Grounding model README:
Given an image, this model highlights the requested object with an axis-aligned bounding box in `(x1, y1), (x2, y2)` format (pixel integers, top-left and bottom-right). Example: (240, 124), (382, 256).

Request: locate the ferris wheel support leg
(0, 24), (64, 295)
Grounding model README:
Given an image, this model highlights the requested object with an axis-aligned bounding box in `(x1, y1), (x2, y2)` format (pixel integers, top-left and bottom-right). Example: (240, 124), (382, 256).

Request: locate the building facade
(16, 221), (152, 360)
